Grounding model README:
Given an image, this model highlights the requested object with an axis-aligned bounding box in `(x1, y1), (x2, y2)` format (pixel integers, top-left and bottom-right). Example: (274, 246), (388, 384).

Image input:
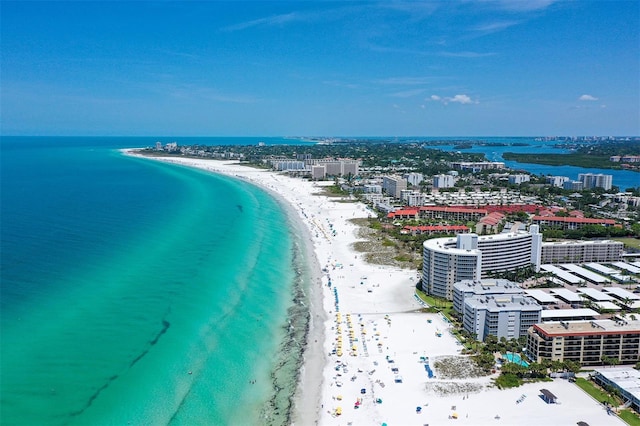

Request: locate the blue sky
(1, 1), (638, 136)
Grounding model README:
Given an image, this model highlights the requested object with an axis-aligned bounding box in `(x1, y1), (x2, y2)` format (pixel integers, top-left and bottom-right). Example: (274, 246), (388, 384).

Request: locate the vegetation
(503, 140), (640, 171)
(349, 218), (421, 269)
(619, 409), (640, 426)
(494, 373), (523, 389)
(612, 237), (640, 250)
(486, 265), (539, 282)
(574, 377), (640, 425)
(319, 183), (350, 197)
(575, 377), (615, 403)
(503, 152), (617, 169)
(543, 224), (637, 240)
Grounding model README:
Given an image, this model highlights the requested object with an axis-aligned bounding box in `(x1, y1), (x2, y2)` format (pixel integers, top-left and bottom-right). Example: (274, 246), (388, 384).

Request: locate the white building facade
(540, 240), (624, 264)
(405, 172), (424, 186)
(433, 174), (457, 189)
(509, 174), (531, 185)
(579, 173), (613, 190)
(382, 175), (408, 199)
(463, 294), (542, 341)
(421, 226), (542, 300)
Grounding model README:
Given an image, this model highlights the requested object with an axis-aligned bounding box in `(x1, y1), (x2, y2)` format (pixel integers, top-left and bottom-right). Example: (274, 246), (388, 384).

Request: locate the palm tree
(527, 362), (547, 378)
(550, 359), (564, 373)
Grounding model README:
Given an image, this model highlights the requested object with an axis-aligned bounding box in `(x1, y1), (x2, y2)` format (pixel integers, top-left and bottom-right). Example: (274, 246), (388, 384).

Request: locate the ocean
(0, 137), (311, 425)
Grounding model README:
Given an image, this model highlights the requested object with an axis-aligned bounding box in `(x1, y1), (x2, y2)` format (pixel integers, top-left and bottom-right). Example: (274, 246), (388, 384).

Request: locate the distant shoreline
(503, 152), (640, 172)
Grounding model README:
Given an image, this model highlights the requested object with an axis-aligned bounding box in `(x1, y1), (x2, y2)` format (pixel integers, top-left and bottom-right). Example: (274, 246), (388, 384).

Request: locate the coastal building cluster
(148, 142), (640, 358)
(449, 274), (640, 368)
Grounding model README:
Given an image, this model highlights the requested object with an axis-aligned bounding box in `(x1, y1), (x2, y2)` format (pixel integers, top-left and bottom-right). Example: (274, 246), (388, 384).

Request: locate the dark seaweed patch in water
(68, 375), (119, 417)
(68, 317), (171, 418)
(129, 319), (171, 367)
(260, 239), (310, 426)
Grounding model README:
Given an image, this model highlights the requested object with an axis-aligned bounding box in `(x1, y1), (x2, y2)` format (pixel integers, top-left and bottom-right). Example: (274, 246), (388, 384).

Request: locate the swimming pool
(503, 352), (530, 367)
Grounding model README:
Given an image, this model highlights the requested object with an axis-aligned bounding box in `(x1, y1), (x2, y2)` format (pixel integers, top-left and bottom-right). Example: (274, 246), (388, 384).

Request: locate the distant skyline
(1, 1), (639, 137)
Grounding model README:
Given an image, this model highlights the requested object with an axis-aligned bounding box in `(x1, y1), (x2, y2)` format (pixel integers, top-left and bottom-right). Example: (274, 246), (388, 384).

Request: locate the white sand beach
(124, 152), (625, 426)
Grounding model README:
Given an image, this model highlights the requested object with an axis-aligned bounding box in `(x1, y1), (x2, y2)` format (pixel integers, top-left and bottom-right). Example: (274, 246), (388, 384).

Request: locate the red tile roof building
(476, 212), (505, 234)
(386, 209), (419, 219)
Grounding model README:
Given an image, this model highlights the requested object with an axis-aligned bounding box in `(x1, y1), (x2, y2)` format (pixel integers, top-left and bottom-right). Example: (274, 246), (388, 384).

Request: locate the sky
(1, 1), (639, 137)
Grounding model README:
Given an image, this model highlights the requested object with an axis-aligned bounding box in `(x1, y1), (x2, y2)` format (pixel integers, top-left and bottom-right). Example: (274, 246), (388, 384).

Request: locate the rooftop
(534, 319), (640, 336)
(540, 308), (599, 319)
(532, 216), (616, 225)
(592, 367), (640, 402)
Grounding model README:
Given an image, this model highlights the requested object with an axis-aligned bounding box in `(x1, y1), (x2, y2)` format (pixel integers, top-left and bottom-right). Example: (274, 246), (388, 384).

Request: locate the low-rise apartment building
(462, 294), (542, 341)
(452, 279), (524, 314)
(451, 161), (505, 171)
(526, 319), (640, 366)
(532, 216), (617, 230)
(540, 240), (624, 263)
(418, 206), (488, 221)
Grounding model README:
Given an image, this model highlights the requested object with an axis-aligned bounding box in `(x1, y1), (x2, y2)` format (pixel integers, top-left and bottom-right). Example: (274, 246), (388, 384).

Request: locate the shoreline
(123, 151), (627, 426)
(122, 150), (329, 423)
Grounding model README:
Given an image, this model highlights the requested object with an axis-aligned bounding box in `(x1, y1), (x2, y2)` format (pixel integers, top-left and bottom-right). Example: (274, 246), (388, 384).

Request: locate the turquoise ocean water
(1, 137), (311, 425)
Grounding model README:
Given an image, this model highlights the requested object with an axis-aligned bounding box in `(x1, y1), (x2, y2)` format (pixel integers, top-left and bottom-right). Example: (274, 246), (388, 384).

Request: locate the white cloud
(450, 94), (475, 104)
(222, 12), (302, 31)
(429, 94), (478, 105)
(579, 94), (598, 101)
(474, 21), (520, 33)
